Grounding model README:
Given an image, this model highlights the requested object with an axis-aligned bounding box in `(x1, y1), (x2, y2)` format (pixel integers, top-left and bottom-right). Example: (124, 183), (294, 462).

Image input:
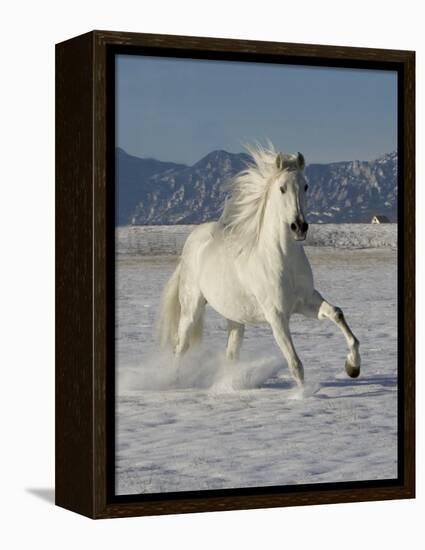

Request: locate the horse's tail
(157, 262), (182, 350)
(157, 261), (204, 351)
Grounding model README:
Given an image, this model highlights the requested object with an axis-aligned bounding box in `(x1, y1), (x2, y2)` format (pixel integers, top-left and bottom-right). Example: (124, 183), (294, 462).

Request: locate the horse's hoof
(345, 360), (360, 378)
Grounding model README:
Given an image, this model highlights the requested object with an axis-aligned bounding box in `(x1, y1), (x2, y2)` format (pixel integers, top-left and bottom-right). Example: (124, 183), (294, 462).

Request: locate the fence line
(116, 224), (397, 255)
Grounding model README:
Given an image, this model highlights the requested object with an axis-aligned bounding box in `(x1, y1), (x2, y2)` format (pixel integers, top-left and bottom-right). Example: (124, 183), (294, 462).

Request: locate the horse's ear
(297, 152), (305, 170)
(276, 153), (284, 170)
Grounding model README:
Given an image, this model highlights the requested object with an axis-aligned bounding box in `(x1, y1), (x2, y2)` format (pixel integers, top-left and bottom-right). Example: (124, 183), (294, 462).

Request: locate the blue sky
(116, 54), (397, 165)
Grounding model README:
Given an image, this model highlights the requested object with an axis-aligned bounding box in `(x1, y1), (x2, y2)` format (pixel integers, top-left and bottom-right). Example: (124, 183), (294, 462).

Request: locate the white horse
(157, 144), (361, 387)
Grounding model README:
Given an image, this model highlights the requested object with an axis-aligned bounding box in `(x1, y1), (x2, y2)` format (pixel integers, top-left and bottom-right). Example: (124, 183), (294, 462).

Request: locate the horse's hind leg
(299, 290), (361, 378)
(226, 320), (245, 360)
(175, 289), (205, 357)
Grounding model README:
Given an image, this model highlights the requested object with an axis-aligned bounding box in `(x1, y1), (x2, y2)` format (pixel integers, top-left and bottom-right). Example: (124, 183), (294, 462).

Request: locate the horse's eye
(280, 186), (286, 194)
(304, 184), (309, 192)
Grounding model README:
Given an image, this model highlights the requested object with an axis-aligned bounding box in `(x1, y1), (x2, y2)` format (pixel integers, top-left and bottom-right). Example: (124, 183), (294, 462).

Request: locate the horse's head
(273, 151), (309, 241)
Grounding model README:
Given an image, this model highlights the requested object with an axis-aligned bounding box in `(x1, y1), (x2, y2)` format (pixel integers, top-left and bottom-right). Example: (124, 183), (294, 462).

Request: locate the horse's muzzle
(290, 218), (309, 241)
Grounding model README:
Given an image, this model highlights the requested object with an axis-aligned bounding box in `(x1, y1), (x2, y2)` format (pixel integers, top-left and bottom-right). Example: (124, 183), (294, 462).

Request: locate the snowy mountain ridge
(117, 148), (397, 225)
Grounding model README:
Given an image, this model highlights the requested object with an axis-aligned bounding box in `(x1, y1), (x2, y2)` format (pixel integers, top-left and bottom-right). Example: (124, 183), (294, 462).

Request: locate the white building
(371, 215), (390, 224)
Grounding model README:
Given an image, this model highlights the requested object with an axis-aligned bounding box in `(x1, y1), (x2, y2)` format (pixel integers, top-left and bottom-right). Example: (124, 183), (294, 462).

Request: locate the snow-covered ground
(117, 223), (397, 256)
(116, 240), (398, 495)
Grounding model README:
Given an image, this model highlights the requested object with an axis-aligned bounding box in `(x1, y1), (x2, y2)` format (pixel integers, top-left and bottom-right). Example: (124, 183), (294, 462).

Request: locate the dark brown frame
(56, 30), (415, 519)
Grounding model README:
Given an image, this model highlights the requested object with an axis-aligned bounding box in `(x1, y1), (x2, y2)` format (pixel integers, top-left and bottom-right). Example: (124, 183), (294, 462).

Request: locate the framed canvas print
(55, 30), (415, 519)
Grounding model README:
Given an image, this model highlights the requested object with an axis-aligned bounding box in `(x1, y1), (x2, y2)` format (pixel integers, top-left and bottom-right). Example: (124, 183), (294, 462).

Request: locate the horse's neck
(257, 206), (301, 260)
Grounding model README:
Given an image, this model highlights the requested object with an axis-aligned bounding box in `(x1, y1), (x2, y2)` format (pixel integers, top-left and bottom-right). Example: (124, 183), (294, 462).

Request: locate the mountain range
(116, 148), (397, 225)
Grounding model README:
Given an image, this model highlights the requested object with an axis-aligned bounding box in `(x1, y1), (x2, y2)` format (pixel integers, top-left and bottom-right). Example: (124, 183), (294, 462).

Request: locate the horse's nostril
(302, 222), (309, 232)
(290, 223), (297, 231)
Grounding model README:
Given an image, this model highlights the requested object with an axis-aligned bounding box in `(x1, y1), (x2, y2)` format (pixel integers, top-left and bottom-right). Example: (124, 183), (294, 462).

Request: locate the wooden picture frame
(55, 30), (415, 519)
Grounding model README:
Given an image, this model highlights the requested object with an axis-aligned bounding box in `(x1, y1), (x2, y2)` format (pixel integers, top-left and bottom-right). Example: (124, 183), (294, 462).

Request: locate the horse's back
(181, 221), (218, 259)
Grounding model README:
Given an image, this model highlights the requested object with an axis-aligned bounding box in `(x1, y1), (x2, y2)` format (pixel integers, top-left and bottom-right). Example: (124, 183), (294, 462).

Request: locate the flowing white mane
(219, 143), (298, 252)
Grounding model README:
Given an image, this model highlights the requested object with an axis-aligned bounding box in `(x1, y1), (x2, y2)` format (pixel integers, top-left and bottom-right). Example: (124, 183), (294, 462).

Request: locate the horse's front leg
(299, 290), (361, 378)
(264, 309), (304, 388)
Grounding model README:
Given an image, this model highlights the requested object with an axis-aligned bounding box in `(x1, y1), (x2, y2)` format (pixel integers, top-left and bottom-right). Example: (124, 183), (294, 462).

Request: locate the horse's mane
(219, 142), (298, 253)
